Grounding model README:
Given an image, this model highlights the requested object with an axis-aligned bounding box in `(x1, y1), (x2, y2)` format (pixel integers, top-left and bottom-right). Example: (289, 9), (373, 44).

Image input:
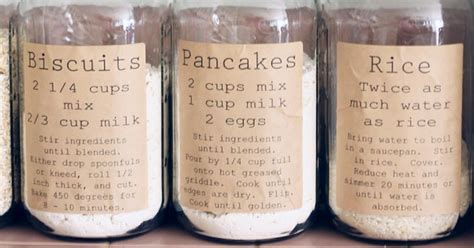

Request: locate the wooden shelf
(0, 216), (472, 247)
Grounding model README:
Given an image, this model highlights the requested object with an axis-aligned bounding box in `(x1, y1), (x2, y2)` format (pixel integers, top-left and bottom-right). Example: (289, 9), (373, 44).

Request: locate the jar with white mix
(0, 0), (18, 229)
(17, 0), (170, 239)
(319, 0), (473, 241)
(173, 0), (318, 242)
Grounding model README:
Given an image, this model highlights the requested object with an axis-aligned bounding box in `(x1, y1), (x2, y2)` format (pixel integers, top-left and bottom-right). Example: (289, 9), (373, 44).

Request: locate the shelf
(0, 216), (472, 247)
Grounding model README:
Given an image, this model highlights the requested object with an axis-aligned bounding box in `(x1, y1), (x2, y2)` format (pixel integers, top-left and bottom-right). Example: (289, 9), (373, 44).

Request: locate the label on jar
(177, 40), (303, 214)
(335, 42), (463, 215)
(23, 43), (149, 214)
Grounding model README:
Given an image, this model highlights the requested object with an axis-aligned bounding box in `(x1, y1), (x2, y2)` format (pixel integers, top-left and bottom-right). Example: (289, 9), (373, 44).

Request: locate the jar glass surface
(0, 0), (19, 228)
(173, 0), (318, 242)
(17, 0), (170, 239)
(319, 0), (473, 242)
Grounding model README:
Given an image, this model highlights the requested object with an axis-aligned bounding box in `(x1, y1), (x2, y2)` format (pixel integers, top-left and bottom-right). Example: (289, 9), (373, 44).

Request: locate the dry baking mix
(173, 0), (317, 242)
(18, 0), (170, 238)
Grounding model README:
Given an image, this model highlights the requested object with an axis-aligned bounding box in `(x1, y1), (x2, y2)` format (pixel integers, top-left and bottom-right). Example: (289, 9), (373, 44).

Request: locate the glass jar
(319, 0), (473, 241)
(173, 0), (318, 242)
(0, 0), (19, 229)
(17, 0), (170, 239)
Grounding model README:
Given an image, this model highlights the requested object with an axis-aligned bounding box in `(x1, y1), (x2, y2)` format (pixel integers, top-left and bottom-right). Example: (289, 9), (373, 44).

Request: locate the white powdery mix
(179, 55), (317, 241)
(329, 141), (472, 241)
(0, 29), (12, 216)
(27, 64), (163, 238)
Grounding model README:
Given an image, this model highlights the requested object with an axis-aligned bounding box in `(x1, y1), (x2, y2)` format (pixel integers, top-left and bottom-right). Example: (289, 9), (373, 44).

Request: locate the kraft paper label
(177, 40), (303, 214)
(336, 42), (463, 215)
(23, 43), (149, 214)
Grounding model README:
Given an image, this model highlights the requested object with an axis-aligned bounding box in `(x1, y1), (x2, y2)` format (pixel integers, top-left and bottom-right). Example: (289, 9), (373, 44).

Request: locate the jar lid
(320, 0), (469, 10)
(20, 0), (170, 14)
(174, 0), (316, 10)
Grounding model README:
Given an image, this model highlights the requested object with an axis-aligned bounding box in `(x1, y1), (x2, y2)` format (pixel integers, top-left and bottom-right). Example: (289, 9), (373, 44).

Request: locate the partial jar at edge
(173, 0), (318, 242)
(17, 0), (170, 239)
(0, 0), (19, 228)
(319, 0), (473, 241)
